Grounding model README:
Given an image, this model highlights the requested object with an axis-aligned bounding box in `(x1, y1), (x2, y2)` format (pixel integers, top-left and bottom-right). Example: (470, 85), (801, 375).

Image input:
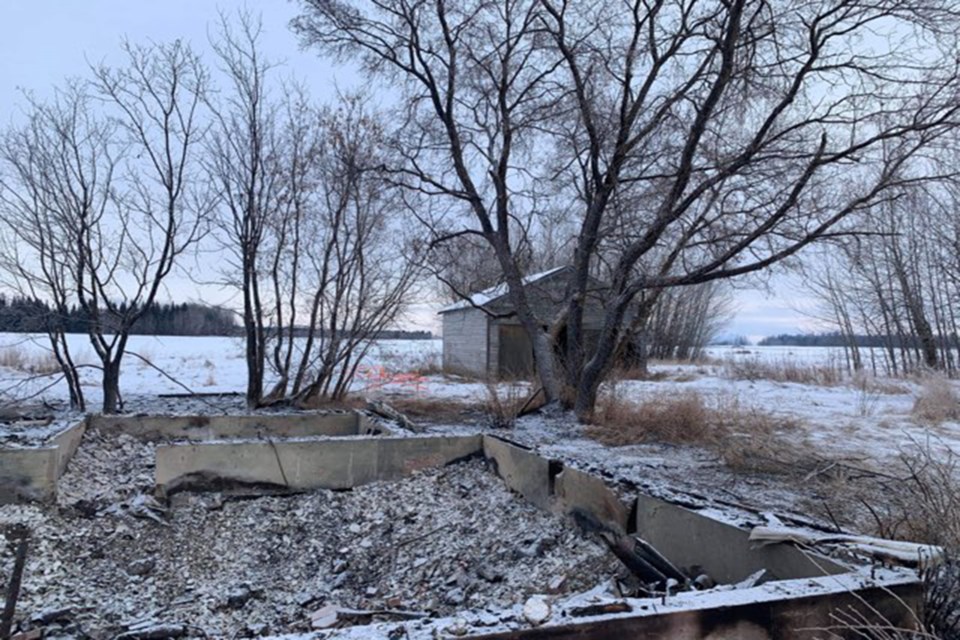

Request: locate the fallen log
(365, 399), (423, 433)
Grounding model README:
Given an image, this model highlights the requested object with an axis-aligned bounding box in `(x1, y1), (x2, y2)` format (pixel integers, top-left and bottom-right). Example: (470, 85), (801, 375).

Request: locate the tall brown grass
(912, 378), (960, 425)
(0, 345), (61, 375)
(723, 356), (845, 386)
(584, 387), (803, 473)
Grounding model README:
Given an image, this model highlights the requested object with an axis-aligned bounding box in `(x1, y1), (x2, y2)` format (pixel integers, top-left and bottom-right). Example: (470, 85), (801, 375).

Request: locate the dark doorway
(498, 324), (534, 378)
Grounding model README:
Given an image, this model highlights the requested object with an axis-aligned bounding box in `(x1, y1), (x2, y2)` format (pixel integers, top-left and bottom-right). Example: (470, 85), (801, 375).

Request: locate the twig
(265, 437), (291, 488)
(0, 373), (65, 402)
(396, 524), (452, 548)
(1, 528), (29, 640)
(125, 351), (220, 410)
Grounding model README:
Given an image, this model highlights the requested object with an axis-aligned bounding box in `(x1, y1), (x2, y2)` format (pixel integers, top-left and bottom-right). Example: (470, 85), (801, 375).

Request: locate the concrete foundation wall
(0, 419), (86, 504)
(634, 494), (848, 584)
(156, 434), (483, 492)
(481, 436), (854, 587)
(468, 581), (922, 640)
(553, 466), (631, 535)
(90, 412), (378, 442)
(482, 436), (551, 510)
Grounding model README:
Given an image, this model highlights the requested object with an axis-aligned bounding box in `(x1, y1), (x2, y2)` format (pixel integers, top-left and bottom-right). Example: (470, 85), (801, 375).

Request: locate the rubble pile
(0, 430), (616, 639)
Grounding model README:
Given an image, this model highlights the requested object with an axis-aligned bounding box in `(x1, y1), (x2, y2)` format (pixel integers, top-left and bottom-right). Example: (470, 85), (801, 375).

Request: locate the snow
(1, 333), (958, 467)
(437, 266), (567, 313)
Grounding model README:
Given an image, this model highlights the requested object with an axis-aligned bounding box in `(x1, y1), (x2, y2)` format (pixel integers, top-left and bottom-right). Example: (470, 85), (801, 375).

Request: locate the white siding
(441, 309), (489, 378)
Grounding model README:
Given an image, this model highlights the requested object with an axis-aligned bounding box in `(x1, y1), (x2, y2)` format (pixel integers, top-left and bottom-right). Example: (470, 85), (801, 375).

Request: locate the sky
(0, 1), (819, 341)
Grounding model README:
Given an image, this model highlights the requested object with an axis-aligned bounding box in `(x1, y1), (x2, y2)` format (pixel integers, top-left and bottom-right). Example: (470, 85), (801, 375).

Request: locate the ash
(0, 429), (614, 639)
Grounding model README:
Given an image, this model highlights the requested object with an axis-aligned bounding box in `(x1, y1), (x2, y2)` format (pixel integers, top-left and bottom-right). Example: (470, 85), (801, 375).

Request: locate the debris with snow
(0, 429), (616, 639)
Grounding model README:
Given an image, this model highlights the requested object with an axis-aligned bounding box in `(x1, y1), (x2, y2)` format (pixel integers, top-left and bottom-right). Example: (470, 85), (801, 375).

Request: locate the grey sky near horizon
(0, 1), (819, 341)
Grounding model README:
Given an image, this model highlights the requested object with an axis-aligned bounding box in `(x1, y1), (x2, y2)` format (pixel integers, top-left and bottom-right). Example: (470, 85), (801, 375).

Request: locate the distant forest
(758, 331), (957, 349)
(0, 295), (237, 336)
(0, 295), (434, 339)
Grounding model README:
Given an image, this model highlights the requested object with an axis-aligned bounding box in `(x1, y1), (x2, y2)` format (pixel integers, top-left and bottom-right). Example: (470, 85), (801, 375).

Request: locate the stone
(477, 565), (504, 583)
(310, 604), (340, 630)
(226, 585), (254, 609)
(522, 595), (551, 626)
(547, 574), (566, 593)
(127, 559), (156, 577)
(443, 618), (470, 636)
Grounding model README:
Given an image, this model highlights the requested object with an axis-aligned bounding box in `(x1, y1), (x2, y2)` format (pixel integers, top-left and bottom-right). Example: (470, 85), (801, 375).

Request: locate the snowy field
(1, 333), (958, 465)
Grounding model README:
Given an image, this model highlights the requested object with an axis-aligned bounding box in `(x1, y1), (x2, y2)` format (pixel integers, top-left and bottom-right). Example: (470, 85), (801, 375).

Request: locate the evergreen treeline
(758, 331), (958, 349)
(0, 295), (435, 339)
(0, 295), (237, 336)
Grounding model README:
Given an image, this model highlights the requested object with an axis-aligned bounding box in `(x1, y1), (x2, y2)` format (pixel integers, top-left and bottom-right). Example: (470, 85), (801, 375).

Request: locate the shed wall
(442, 308), (489, 377)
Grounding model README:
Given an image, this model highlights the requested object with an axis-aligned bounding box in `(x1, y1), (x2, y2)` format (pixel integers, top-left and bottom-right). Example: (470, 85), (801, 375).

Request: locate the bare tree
(806, 184), (960, 377)
(265, 94), (423, 405)
(210, 12), (422, 408)
(0, 87), (97, 410)
(206, 11), (284, 408)
(0, 40), (209, 414)
(296, 0), (960, 417)
(83, 40), (210, 413)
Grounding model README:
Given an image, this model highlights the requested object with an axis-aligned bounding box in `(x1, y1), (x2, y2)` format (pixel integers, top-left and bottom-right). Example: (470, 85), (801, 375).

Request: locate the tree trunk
(101, 359), (122, 414)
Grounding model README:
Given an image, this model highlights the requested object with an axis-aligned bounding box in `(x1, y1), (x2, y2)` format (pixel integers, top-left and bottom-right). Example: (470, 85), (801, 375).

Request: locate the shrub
(483, 380), (529, 429)
(912, 378), (960, 425)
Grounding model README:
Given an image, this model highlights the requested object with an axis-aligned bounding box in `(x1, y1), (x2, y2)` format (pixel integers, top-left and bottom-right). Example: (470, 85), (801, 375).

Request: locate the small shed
(439, 266), (606, 379)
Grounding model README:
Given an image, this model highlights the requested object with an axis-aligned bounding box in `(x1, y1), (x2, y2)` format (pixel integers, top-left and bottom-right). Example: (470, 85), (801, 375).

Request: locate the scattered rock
(244, 622), (269, 637)
(127, 558), (156, 576)
(310, 604), (340, 630)
(477, 565), (504, 583)
(225, 585), (255, 610)
(443, 618), (470, 636)
(442, 588), (465, 606)
(522, 595), (551, 626)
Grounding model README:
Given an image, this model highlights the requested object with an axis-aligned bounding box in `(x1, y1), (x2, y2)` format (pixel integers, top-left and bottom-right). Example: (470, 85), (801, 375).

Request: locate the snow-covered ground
(0, 333), (957, 465)
(1, 334), (955, 639)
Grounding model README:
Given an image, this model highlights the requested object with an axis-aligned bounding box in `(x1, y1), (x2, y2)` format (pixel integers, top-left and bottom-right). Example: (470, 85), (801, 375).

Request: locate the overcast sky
(0, 1), (819, 340)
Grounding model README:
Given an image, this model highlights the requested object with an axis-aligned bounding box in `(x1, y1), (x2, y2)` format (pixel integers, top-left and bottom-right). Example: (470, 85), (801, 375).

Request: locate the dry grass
(483, 381), (529, 429)
(912, 378), (960, 425)
(862, 443), (960, 548)
(386, 395), (483, 424)
(724, 357), (845, 386)
(584, 387), (803, 473)
(0, 345), (61, 375)
(809, 442), (960, 639)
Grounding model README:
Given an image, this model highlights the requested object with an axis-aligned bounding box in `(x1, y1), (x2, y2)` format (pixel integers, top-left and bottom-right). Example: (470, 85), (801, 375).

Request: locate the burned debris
(0, 414), (933, 639)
